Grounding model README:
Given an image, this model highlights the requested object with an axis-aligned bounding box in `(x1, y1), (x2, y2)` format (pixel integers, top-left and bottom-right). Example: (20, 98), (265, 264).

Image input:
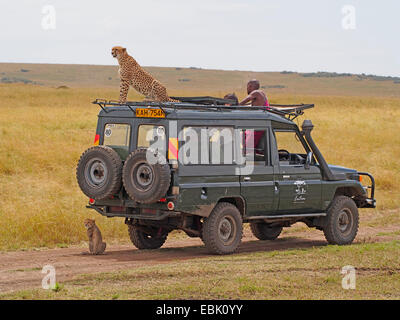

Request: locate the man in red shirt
(239, 79), (270, 107)
(239, 80), (270, 155)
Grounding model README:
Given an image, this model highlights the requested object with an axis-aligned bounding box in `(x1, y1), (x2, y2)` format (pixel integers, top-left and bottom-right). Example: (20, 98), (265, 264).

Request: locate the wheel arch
(333, 186), (366, 207)
(216, 196), (246, 217)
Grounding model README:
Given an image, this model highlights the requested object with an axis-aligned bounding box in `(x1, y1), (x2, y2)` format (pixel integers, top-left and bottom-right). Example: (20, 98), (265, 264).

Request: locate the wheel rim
(84, 158), (108, 188)
(218, 216), (236, 245)
(337, 208), (353, 235)
(132, 162), (154, 191)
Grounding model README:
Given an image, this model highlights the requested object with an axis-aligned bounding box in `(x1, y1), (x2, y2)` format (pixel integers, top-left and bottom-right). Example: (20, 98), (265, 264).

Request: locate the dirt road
(0, 225), (398, 294)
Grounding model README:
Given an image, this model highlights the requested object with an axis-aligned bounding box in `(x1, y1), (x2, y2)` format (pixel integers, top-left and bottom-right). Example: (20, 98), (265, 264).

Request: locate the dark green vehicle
(76, 97), (376, 255)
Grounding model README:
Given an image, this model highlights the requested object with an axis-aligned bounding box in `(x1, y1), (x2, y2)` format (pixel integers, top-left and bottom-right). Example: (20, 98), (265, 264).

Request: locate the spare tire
(76, 146), (122, 200)
(122, 148), (171, 204)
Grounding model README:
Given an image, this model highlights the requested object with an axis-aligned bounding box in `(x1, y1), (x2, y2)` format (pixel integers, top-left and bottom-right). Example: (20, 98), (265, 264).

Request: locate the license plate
(135, 108), (165, 118)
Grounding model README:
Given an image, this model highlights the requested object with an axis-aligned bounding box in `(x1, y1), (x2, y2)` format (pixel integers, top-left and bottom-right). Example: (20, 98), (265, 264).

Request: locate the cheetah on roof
(111, 46), (179, 104)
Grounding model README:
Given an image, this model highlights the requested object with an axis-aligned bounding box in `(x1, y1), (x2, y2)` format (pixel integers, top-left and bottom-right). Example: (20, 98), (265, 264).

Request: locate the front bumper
(358, 172), (376, 208)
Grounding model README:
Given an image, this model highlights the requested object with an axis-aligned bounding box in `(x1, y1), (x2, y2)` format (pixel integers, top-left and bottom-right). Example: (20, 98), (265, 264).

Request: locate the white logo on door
(294, 180), (307, 202)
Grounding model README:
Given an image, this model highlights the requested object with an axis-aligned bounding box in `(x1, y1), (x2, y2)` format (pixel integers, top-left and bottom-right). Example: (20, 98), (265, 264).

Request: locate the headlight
(347, 173), (361, 182)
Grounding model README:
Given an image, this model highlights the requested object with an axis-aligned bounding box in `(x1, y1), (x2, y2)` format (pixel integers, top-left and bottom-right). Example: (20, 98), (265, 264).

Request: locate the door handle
(274, 182), (279, 194)
(243, 177), (251, 181)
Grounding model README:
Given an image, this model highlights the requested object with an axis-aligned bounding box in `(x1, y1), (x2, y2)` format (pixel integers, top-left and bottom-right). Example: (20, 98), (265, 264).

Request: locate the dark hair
(223, 93), (239, 105)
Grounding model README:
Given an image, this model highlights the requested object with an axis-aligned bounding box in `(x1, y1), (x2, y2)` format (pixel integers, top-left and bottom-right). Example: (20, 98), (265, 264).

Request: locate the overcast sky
(1, 0), (399, 76)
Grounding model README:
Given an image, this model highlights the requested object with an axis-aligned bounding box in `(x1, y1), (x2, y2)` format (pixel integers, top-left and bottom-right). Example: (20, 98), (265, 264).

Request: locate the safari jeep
(76, 97), (376, 255)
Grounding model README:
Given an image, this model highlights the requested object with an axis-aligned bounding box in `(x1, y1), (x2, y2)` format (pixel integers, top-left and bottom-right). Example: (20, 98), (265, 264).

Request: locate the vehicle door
(238, 125), (278, 216)
(271, 128), (322, 213)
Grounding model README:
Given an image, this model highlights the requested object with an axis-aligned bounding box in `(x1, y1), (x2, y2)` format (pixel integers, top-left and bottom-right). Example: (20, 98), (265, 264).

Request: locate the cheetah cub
(84, 219), (106, 255)
(111, 46), (179, 103)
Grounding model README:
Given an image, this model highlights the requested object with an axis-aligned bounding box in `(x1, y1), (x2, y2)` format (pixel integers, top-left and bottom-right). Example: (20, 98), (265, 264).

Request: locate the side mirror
(305, 151), (313, 170)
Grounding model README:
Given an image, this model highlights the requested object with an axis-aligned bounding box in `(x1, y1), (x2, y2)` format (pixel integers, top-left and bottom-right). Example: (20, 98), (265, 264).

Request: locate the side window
(103, 123), (130, 147)
(209, 127), (234, 165)
(182, 126), (204, 165)
(181, 126), (235, 165)
(240, 129), (269, 165)
(137, 124), (166, 152)
(274, 130), (308, 165)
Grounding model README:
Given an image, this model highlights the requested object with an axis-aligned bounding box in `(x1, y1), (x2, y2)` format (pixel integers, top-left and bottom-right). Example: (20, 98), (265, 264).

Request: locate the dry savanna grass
(2, 62), (400, 98)
(0, 83), (399, 250)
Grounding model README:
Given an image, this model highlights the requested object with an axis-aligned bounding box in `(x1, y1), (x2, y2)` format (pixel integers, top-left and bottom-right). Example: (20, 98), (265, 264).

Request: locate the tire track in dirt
(0, 225), (398, 294)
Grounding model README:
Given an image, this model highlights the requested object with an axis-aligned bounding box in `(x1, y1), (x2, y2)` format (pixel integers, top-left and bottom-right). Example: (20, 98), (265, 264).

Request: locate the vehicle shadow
(75, 237), (327, 263)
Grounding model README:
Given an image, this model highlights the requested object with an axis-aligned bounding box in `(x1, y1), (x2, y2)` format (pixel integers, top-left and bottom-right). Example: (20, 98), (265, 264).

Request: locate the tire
(202, 202), (243, 255)
(323, 196), (359, 245)
(76, 146), (122, 200)
(122, 148), (171, 204)
(128, 225), (167, 250)
(250, 223), (282, 240)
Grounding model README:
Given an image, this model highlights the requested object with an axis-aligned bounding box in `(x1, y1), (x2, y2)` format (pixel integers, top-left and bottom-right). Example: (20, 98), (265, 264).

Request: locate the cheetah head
(84, 218), (95, 229)
(111, 46), (127, 59)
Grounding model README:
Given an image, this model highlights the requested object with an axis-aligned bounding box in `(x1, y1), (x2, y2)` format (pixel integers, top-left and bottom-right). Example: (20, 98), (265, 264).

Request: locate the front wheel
(323, 196), (359, 245)
(128, 225), (167, 250)
(202, 202), (243, 255)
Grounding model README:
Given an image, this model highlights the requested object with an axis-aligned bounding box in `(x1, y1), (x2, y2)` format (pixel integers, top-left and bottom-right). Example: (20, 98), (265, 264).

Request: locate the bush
(1, 77), (34, 84)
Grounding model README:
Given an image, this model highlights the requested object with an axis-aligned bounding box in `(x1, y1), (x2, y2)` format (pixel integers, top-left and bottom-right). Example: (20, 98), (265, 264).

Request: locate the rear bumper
(358, 172), (376, 208)
(86, 204), (180, 220)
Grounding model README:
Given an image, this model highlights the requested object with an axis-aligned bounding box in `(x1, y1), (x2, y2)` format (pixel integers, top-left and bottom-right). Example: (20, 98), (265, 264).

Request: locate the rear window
(137, 124), (166, 148)
(103, 123), (131, 147)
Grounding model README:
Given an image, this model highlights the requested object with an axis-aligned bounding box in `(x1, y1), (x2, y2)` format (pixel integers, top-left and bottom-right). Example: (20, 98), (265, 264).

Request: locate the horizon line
(0, 61), (399, 79)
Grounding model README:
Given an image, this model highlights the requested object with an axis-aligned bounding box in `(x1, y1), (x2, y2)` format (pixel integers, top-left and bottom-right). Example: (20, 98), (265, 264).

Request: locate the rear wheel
(202, 202), (243, 255)
(323, 196), (359, 245)
(250, 223), (282, 240)
(128, 225), (167, 250)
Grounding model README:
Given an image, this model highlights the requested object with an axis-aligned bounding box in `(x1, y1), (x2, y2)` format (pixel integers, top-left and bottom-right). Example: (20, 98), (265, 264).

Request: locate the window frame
(136, 123), (167, 149)
(272, 129), (311, 166)
(236, 127), (271, 167)
(181, 125), (237, 166)
(102, 122), (131, 148)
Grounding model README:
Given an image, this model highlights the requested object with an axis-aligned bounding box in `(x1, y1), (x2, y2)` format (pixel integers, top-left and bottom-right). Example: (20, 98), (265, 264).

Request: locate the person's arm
(239, 92), (255, 105)
(239, 91), (256, 106)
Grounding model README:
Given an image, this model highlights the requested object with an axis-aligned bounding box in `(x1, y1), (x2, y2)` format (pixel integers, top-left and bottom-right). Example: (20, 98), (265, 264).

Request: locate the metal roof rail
(92, 99), (314, 121)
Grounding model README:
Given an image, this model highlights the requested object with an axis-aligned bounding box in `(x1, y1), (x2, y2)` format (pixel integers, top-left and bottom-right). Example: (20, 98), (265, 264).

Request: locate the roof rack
(268, 103), (314, 120)
(170, 96), (236, 105)
(92, 98), (314, 121)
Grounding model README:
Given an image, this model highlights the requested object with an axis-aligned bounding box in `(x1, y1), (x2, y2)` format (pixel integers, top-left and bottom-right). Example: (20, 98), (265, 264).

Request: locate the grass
(377, 230), (400, 237)
(0, 83), (399, 250)
(2, 241), (399, 300)
(0, 77), (399, 300)
(2, 62), (400, 98)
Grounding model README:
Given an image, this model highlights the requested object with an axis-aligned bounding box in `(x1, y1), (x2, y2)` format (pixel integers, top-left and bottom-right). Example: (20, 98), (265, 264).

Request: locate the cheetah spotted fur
(111, 46), (179, 103)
